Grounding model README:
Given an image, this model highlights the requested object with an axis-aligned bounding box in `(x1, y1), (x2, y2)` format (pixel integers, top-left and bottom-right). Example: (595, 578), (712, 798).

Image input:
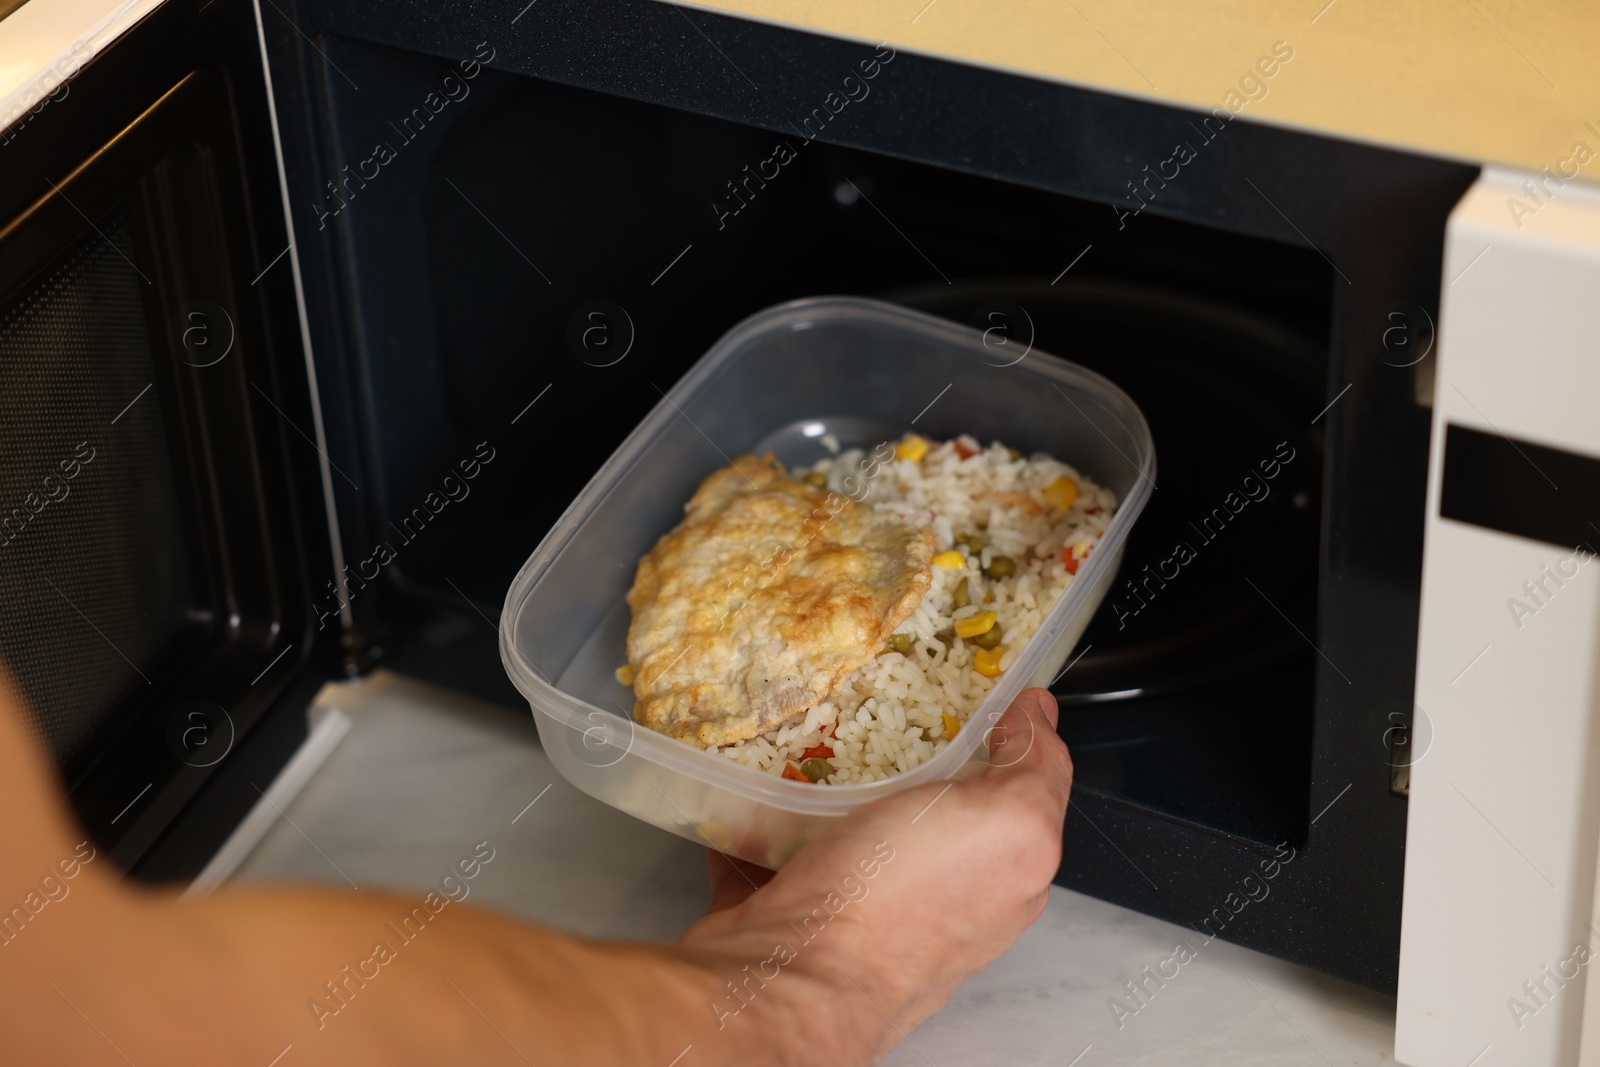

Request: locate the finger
(982, 687), (1058, 770)
(704, 850), (776, 913)
(983, 688), (1072, 796)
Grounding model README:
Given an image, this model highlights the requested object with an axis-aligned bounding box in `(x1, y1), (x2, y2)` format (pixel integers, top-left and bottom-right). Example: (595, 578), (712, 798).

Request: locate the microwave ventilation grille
(0, 211), (196, 769)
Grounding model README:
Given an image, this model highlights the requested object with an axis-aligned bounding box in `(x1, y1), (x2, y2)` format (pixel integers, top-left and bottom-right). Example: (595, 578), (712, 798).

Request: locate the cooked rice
(712, 434), (1116, 784)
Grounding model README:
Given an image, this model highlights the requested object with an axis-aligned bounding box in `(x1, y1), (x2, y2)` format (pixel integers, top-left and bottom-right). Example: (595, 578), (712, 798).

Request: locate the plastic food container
(500, 296), (1155, 868)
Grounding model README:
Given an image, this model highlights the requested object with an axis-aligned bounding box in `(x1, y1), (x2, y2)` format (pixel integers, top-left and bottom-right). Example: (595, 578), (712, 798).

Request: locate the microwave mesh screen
(0, 209), (196, 768)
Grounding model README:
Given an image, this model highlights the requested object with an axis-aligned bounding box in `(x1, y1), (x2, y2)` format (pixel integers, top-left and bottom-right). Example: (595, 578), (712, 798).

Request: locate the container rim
(498, 295), (1156, 816)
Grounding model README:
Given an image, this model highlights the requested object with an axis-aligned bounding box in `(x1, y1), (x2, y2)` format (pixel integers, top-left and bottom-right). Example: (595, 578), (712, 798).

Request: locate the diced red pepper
(953, 438), (978, 460)
(800, 722), (837, 761)
(781, 762), (808, 782)
(1062, 544), (1089, 574)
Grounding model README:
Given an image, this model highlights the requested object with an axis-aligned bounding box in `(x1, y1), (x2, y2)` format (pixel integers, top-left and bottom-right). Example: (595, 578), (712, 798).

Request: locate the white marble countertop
(232, 670), (1400, 1066)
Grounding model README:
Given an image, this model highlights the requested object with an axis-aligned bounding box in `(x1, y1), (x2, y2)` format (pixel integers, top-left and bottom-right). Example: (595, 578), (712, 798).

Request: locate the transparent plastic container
(500, 296), (1155, 868)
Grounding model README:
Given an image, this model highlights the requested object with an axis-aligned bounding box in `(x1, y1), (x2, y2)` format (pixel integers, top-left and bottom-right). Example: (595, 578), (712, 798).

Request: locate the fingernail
(1034, 689), (1059, 728)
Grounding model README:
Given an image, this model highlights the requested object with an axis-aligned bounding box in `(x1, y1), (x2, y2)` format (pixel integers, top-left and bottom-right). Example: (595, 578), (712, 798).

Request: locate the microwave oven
(2, 2), (1595, 1064)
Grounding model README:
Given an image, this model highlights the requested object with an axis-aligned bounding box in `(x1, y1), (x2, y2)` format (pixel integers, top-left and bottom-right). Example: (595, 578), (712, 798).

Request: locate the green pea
(888, 632), (914, 655)
(952, 575), (970, 609)
(955, 531), (986, 552)
(800, 757), (832, 782)
(984, 555), (1017, 580)
(972, 622), (1004, 649)
(804, 471), (828, 487)
(935, 628), (955, 647)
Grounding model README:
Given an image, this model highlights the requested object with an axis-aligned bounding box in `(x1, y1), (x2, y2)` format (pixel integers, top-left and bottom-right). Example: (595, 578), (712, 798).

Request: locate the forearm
(0, 671), (1067, 1067)
(123, 883), (881, 1067)
(172, 887), (739, 1065)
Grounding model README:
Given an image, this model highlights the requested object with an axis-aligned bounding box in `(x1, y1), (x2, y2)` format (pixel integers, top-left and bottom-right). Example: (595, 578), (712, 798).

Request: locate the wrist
(675, 903), (896, 1066)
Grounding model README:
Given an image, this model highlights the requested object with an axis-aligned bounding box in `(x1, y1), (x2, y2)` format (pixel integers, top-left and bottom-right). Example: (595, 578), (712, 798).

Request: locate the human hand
(679, 687), (1072, 1066)
(704, 852), (776, 913)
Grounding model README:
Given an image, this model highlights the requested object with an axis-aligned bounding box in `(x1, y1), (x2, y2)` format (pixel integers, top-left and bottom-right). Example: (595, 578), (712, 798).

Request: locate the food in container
(624, 452), (935, 749)
(621, 435), (1116, 786)
(500, 296), (1153, 868)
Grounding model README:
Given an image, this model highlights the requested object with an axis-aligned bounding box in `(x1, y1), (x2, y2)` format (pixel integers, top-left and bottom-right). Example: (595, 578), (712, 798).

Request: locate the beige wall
(685, 0), (1599, 179)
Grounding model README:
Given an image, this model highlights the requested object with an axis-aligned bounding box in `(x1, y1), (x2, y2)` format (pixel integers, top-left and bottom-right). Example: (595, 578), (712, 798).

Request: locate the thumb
(985, 694), (1062, 777)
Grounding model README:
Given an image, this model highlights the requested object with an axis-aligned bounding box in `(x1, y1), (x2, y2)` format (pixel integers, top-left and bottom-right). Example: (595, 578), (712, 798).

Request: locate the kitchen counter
(233, 670), (1398, 1066)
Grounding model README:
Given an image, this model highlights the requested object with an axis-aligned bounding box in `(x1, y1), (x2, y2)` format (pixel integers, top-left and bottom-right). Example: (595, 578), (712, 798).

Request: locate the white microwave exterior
(1397, 167), (1600, 1067)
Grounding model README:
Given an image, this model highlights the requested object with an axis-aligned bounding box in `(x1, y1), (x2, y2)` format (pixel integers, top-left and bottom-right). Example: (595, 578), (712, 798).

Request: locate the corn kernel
(942, 712), (961, 738)
(932, 550), (965, 570)
(1043, 476), (1079, 510)
(973, 647), (1004, 677)
(895, 434), (930, 462)
(954, 610), (998, 638)
(614, 663), (634, 686)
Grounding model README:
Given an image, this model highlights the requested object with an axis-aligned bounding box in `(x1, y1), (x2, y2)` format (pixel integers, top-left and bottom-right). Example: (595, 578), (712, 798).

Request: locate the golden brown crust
(625, 454), (934, 748)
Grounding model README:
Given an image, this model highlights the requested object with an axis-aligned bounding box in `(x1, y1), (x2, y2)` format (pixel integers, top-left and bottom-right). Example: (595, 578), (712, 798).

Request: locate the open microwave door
(0, 0), (348, 881)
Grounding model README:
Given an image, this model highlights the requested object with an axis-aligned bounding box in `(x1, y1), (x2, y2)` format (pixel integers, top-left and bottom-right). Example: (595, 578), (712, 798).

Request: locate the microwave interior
(314, 36), (1332, 856)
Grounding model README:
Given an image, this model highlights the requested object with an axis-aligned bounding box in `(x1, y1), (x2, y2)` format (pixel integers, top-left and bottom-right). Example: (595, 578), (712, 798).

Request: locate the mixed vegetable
(878, 434), (1094, 686)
